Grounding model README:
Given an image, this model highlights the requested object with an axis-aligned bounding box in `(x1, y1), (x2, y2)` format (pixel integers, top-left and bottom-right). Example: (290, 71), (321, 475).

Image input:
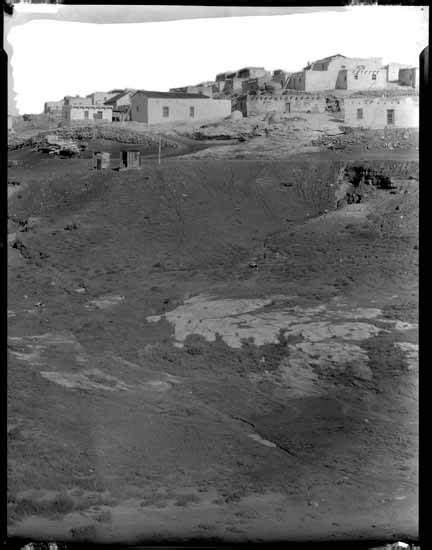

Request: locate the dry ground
(7, 128), (418, 544)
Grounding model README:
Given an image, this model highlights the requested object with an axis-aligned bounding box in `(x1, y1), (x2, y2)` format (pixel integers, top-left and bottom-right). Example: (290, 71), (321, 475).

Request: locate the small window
(354, 74), (358, 80)
(136, 106), (140, 112)
(356, 108), (363, 120)
(163, 106), (169, 118)
(84, 111), (89, 119)
(387, 109), (395, 125)
(372, 73), (377, 80)
(189, 106), (195, 117)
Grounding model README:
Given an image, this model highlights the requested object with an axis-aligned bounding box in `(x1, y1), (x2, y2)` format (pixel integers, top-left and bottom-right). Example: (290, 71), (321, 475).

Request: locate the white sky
(7, 5), (429, 114)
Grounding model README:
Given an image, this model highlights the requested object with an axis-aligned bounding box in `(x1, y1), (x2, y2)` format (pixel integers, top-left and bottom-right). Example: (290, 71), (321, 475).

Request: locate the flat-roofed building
(62, 104), (113, 122)
(130, 90), (231, 124)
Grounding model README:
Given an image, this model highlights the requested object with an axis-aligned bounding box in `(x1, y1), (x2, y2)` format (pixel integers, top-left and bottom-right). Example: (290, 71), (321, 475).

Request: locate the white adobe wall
(346, 69), (387, 90)
(344, 97), (419, 128)
(286, 72), (306, 91)
(146, 97), (231, 124)
(64, 106), (113, 122)
(304, 70), (339, 91)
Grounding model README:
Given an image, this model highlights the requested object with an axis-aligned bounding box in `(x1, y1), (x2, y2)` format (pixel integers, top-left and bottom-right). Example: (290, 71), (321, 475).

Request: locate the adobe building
(44, 100), (65, 117)
(343, 95), (419, 129)
(237, 67), (270, 80)
(170, 84), (213, 97)
(215, 71), (233, 83)
(286, 54), (385, 92)
(242, 76), (272, 94)
(64, 95), (92, 107)
(336, 68), (387, 90)
(223, 72), (244, 93)
(303, 54), (383, 72)
(87, 91), (118, 105)
(104, 90), (135, 121)
(130, 90), (231, 124)
(398, 67), (419, 89)
(384, 62), (411, 83)
(62, 104), (113, 122)
(272, 70), (290, 87)
(215, 71), (233, 92)
(224, 67), (272, 94)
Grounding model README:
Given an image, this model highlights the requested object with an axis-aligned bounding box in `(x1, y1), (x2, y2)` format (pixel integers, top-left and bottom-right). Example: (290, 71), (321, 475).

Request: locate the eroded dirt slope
(8, 157), (418, 544)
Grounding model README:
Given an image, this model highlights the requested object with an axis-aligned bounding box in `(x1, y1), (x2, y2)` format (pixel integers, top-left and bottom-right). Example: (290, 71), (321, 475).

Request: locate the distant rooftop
(133, 90), (210, 99)
(104, 90), (133, 105)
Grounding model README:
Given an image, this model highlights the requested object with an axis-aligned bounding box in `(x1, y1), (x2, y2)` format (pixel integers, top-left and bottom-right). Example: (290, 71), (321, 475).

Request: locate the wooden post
(158, 135), (161, 165)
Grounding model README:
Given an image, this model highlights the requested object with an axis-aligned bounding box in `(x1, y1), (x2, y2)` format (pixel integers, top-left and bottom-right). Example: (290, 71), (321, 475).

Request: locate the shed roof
(104, 91), (131, 105)
(132, 90), (210, 99)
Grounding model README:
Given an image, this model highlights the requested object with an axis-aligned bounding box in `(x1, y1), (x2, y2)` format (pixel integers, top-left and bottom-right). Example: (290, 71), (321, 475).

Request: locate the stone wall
(243, 95), (287, 116)
(240, 94), (327, 116)
(344, 97), (419, 128)
(286, 95), (327, 113)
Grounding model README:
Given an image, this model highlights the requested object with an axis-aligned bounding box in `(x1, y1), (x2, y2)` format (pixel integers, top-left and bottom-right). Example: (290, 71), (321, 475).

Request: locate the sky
(6, 5), (429, 115)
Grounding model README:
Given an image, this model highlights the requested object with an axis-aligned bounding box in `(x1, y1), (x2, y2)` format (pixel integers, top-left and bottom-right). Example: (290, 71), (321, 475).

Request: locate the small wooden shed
(93, 151), (110, 170)
(120, 150), (141, 170)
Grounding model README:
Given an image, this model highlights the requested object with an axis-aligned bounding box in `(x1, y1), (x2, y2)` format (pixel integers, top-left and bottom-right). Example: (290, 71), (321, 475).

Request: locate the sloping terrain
(8, 154), (418, 544)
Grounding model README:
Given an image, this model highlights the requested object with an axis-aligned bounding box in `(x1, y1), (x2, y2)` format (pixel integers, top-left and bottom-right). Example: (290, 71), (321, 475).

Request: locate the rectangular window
(387, 109), (395, 125)
(354, 74), (358, 80)
(94, 111), (103, 120)
(84, 111), (89, 119)
(372, 73), (377, 80)
(357, 108), (363, 120)
(189, 106), (195, 117)
(163, 106), (169, 118)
